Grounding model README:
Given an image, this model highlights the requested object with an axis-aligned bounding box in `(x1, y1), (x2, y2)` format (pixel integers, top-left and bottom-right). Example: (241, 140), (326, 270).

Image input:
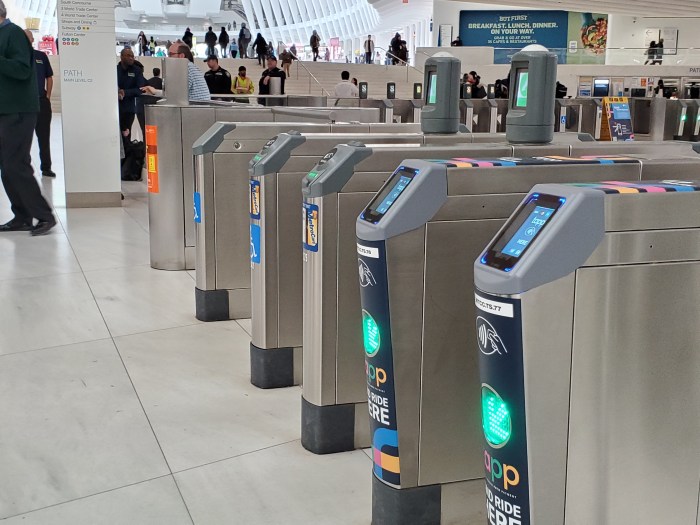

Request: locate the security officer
(203, 55), (231, 95)
(24, 29), (55, 178)
(116, 47), (145, 148)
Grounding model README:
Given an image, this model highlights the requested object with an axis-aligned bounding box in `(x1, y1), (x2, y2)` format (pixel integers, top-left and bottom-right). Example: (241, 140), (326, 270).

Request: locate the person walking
(183, 27), (193, 49)
(25, 29), (55, 178)
(390, 32), (401, 64)
(290, 43), (297, 59)
(0, 2), (56, 235)
(253, 32), (267, 65)
(219, 27), (229, 58)
(644, 41), (657, 65)
(229, 39), (238, 58)
(204, 26), (217, 57)
(363, 35), (374, 64)
(310, 30), (320, 61)
(137, 31), (147, 56)
(238, 23), (251, 58)
(267, 41), (275, 58)
(148, 36), (156, 55)
(653, 38), (664, 65)
(280, 47), (293, 76)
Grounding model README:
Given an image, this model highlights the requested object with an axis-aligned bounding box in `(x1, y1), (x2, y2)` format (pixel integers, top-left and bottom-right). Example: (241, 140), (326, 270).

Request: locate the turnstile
(354, 155), (700, 525)
(248, 131), (481, 389)
(555, 99), (584, 133)
(474, 181), (700, 525)
(147, 104), (381, 270)
(192, 122), (417, 321)
(460, 99), (499, 133)
(630, 97), (696, 141)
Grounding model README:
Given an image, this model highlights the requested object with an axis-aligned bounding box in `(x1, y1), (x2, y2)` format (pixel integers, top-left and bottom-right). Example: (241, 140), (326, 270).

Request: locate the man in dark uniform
(25, 29), (55, 178)
(204, 56), (231, 95)
(0, 0), (56, 235)
(116, 47), (145, 148)
(258, 56), (285, 106)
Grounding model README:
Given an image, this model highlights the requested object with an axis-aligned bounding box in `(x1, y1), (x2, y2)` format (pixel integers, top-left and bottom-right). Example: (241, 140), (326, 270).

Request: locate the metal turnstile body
(354, 155), (700, 525)
(474, 182), (700, 525)
(193, 122), (414, 322)
(555, 99), (584, 133)
(460, 99), (499, 133)
(147, 104), (381, 271)
(248, 131), (478, 389)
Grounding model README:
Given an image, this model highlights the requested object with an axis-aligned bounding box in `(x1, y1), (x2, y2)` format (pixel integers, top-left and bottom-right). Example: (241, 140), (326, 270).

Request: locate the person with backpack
(254, 33), (267, 65)
(310, 30), (320, 61)
(219, 27), (230, 58)
(238, 23), (251, 58)
(183, 27), (193, 49)
(204, 26), (217, 57)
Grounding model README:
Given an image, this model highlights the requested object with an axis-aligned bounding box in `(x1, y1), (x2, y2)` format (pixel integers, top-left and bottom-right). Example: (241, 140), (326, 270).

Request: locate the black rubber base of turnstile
(372, 474), (441, 525)
(195, 287), (229, 322)
(250, 343), (294, 389)
(301, 396), (356, 454)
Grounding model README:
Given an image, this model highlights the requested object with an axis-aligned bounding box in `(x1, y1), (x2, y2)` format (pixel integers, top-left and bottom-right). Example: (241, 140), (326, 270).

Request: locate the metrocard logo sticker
(357, 244), (379, 258)
(475, 294), (513, 318)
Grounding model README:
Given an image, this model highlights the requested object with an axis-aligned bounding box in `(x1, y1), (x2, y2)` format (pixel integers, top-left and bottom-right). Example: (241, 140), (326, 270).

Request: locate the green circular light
(482, 384), (512, 448)
(362, 310), (380, 357)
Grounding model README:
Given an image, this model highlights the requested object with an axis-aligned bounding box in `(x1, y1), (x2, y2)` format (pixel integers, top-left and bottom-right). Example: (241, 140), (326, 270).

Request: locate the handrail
(282, 47), (332, 97)
(374, 45), (424, 82)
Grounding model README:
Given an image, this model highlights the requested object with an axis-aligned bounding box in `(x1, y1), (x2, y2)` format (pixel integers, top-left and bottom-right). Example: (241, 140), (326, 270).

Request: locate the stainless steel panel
(277, 172), (307, 349)
(386, 227), (427, 489)
(302, 197), (336, 406)
(603, 192), (700, 232)
(212, 153), (253, 291)
(353, 402), (371, 448)
(441, 480), (488, 525)
(585, 229), (700, 266)
(434, 194), (525, 222)
(148, 105), (187, 270)
(566, 263), (700, 525)
(251, 175), (277, 349)
(418, 220), (505, 486)
(180, 107), (217, 248)
(519, 275), (576, 525)
(570, 141), (700, 157)
(228, 288), (251, 319)
(336, 192), (377, 405)
(639, 157), (700, 181)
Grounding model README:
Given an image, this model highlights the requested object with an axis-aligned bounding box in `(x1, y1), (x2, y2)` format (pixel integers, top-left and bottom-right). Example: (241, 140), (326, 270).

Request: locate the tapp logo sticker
(484, 450), (520, 492)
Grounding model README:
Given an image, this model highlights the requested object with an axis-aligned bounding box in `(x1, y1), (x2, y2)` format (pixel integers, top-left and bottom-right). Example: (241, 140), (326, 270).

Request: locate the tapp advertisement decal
(475, 291), (530, 525)
(358, 240), (400, 487)
(145, 125), (159, 193)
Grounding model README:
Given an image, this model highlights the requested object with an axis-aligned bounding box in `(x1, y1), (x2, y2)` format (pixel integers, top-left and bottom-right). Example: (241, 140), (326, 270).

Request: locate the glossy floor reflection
(0, 118), (372, 524)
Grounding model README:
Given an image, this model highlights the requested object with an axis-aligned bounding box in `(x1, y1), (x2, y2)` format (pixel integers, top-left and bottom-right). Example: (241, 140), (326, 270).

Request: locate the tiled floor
(0, 118), (372, 523)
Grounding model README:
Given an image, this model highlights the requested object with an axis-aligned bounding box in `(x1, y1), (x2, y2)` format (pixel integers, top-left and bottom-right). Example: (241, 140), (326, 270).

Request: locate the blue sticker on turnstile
(303, 202), (319, 252)
(193, 192), (202, 223)
(250, 180), (261, 220)
(250, 224), (261, 264)
(560, 115), (566, 125)
(357, 239), (401, 487)
(475, 291), (530, 525)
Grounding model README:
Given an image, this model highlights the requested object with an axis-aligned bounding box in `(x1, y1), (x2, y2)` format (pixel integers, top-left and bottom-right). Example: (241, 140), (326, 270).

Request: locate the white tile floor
(0, 118), (372, 523)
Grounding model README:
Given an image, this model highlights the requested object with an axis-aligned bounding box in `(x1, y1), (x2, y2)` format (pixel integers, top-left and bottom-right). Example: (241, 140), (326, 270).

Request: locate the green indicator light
(482, 384), (512, 448)
(682, 115), (687, 122)
(362, 309), (380, 357)
(253, 154), (262, 162)
(308, 171), (319, 180)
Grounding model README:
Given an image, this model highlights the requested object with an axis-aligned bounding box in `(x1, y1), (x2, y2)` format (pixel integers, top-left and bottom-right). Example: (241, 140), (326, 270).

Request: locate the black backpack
(121, 140), (145, 181)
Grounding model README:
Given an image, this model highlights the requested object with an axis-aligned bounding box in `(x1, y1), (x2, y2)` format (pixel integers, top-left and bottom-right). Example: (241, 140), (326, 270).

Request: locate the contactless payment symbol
(477, 317), (507, 356)
(358, 259), (377, 288)
(362, 309), (380, 357)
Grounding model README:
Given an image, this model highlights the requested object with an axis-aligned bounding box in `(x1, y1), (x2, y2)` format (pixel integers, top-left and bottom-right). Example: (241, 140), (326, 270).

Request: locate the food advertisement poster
(459, 10), (607, 64)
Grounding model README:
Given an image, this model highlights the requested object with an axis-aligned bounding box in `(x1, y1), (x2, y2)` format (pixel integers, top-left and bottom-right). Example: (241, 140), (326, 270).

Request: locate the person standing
(279, 47), (293, 76)
(24, 29), (55, 178)
(203, 55), (232, 95)
(183, 27), (193, 49)
(137, 31), (147, 56)
(141, 42), (211, 102)
(0, 2), (56, 235)
(258, 56), (285, 105)
(117, 47), (145, 147)
(390, 32), (401, 64)
(253, 33), (267, 65)
(146, 67), (163, 90)
(204, 26), (217, 57)
(653, 38), (664, 65)
(238, 23), (251, 58)
(232, 65), (254, 101)
(310, 30), (320, 61)
(334, 70), (358, 98)
(290, 43), (297, 59)
(218, 27), (229, 58)
(644, 41), (656, 65)
(229, 39), (238, 58)
(363, 35), (374, 64)
(148, 36), (156, 56)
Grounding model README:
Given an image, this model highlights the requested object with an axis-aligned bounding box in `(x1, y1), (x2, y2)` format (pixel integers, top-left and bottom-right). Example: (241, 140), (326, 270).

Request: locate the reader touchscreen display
(483, 193), (563, 270)
(515, 69), (528, 108)
(362, 167), (417, 223)
(427, 72), (438, 104)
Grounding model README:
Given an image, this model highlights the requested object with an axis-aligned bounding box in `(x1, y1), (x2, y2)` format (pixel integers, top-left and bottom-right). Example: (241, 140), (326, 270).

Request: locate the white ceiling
(444, 0), (700, 17)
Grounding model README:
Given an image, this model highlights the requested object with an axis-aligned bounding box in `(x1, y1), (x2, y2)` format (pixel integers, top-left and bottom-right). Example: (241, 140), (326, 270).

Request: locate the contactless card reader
(248, 131), (306, 175)
(506, 45), (558, 144)
(302, 143), (374, 198)
(421, 55), (461, 134)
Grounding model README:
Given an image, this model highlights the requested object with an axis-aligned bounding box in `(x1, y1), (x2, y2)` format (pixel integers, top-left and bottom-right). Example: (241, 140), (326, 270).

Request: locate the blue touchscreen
(500, 206), (555, 258)
(376, 175), (412, 215)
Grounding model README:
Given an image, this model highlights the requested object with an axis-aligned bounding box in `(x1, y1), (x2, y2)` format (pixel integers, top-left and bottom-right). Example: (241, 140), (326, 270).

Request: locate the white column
(57, 0), (121, 207)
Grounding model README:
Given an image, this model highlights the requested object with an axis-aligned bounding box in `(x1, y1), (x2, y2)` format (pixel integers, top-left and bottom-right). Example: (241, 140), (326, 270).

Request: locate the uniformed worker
(203, 55), (232, 95)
